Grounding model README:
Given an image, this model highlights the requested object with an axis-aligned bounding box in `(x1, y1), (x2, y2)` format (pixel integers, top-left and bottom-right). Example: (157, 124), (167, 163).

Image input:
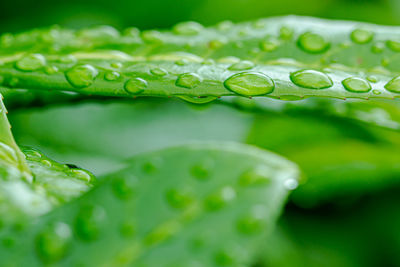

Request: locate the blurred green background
(1, 0), (400, 33)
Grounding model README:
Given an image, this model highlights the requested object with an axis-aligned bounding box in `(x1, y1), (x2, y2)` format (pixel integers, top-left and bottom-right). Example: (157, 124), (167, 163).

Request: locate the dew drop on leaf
(384, 75), (400, 93)
(173, 21), (204, 35)
(35, 222), (71, 263)
(178, 95), (217, 104)
(65, 64), (98, 88)
(290, 69), (333, 89)
(166, 189), (193, 209)
(150, 67), (168, 76)
(342, 77), (371, 93)
(15, 54), (46, 71)
(386, 39), (400, 52)
(228, 60), (255, 71)
(297, 32), (329, 53)
(238, 168), (271, 187)
(176, 73), (202, 89)
(70, 169), (93, 183)
(350, 29), (373, 44)
(224, 72), (275, 96)
(112, 177), (136, 200)
(124, 78), (147, 94)
(74, 205), (106, 241)
(259, 39), (280, 52)
(104, 71), (120, 81)
(283, 178), (298, 190)
(205, 187), (236, 211)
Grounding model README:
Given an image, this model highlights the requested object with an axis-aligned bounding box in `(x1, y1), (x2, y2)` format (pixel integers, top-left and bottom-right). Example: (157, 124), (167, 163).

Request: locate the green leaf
(0, 142), (299, 266)
(1, 16), (400, 101)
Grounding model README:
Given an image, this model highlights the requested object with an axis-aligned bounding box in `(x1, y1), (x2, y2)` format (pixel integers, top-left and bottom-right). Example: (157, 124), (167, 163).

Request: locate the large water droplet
(173, 21), (204, 35)
(65, 65), (98, 88)
(384, 75), (400, 93)
(35, 222), (71, 263)
(74, 205), (106, 241)
(228, 60), (254, 71)
(176, 73), (202, 89)
(342, 77), (371, 93)
(350, 29), (373, 44)
(297, 32), (329, 53)
(124, 78), (148, 94)
(15, 54), (46, 71)
(224, 72), (275, 96)
(290, 69), (333, 89)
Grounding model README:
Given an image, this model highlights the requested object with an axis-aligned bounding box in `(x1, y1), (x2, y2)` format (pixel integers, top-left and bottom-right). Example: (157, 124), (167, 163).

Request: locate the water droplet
(166, 189), (193, 209)
(237, 215), (263, 235)
(44, 65), (58, 75)
(239, 168), (271, 187)
(112, 177), (136, 200)
(371, 42), (385, 53)
(15, 54), (46, 71)
(205, 187), (236, 211)
(228, 60), (254, 71)
(386, 40), (400, 52)
(190, 160), (213, 180)
(173, 21), (204, 35)
(111, 62), (123, 69)
(24, 149), (42, 160)
(384, 75), (400, 93)
(283, 179), (298, 190)
(120, 221), (135, 238)
(141, 30), (163, 43)
(175, 58), (189, 66)
(372, 89), (381, 95)
(104, 71), (120, 81)
(75, 205), (106, 241)
(297, 32), (329, 53)
(35, 222), (71, 263)
(381, 58), (389, 66)
(124, 78), (147, 94)
(41, 159), (52, 167)
(178, 95), (217, 104)
(259, 39), (280, 52)
(150, 67), (168, 76)
(279, 26), (293, 40)
(70, 169), (93, 183)
(290, 69), (333, 89)
(350, 29), (373, 44)
(208, 39), (225, 49)
(59, 55), (77, 65)
(176, 73), (202, 89)
(342, 77), (371, 93)
(224, 72), (275, 96)
(65, 64), (98, 88)
(366, 75), (378, 83)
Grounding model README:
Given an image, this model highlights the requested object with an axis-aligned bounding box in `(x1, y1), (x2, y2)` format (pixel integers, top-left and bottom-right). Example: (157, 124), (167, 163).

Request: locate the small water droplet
(35, 222), (71, 263)
(372, 89), (381, 95)
(279, 26), (293, 40)
(44, 65), (58, 74)
(236, 215), (263, 235)
(74, 205), (106, 241)
(384, 75), (400, 93)
(366, 75), (378, 83)
(205, 187), (236, 211)
(166, 189), (193, 209)
(297, 32), (329, 53)
(112, 177), (136, 200)
(215, 250), (235, 266)
(59, 55), (77, 65)
(124, 78), (147, 94)
(173, 21), (204, 35)
(176, 73), (202, 89)
(283, 178), (298, 190)
(104, 71), (120, 81)
(371, 42), (385, 53)
(178, 95), (217, 104)
(342, 77), (371, 93)
(290, 69), (333, 89)
(239, 168), (271, 187)
(111, 62), (123, 69)
(175, 58), (189, 66)
(386, 40), (400, 52)
(70, 169), (93, 183)
(65, 64), (98, 88)
(259, 39), (280, 52)
(41, 159), (52, 167)
(208, 39), (225, 49)
(141, 30), (163, 43)
(9, 77), (19, 87)
(150, 67), (168, 76)
(350, 29), (373, 44)
(224, 72), (275, 96)
(228, 60), (254, 71)
(15, 54), (46, 71)
(24, 149), (42, 160)
(190, 160), (213, 180)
